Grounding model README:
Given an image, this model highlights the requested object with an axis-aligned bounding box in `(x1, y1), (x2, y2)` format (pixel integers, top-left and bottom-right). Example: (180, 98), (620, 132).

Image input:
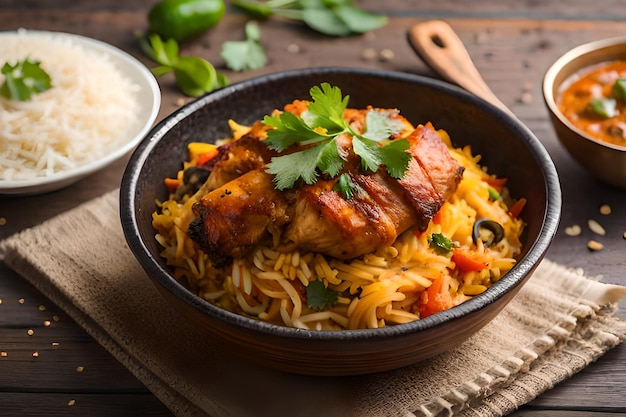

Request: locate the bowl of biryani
(543, 36), (626, 189)
(0, 29), (160, 195)
(121, 67), (561, 376)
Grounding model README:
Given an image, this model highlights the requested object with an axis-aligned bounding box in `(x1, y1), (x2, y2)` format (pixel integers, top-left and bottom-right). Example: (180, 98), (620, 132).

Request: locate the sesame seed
(38, 305), (46, 311)
(32, 352), (39, 357)
(52, 342), (60, 347)
(18, 298), (25, 304)
(76, 366), (85, 373)
(68, 399), (76, 406)
(599, 204), (612, 215)
(588, 219), (606, 236)
(587, 240), (604, 251)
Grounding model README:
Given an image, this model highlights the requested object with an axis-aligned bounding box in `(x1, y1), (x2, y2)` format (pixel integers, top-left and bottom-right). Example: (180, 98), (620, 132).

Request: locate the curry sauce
(558, 60), (626, 147)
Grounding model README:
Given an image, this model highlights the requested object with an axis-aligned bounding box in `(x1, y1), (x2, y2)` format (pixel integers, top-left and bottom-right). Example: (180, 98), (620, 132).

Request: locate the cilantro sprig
(264, 83), (411, 190)
(0, 58), (52, 101)
(306, 279), (339, 310)
(139, 33), (229, 97)
(221, 21), (267, 72)
(231, 0), (387, 37)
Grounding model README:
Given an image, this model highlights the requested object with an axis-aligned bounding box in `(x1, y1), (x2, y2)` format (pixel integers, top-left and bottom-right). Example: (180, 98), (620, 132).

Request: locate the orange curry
(558, 60), (626, 147)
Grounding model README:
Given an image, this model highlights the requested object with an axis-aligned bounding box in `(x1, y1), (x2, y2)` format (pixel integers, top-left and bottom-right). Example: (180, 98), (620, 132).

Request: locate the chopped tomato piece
(419, 276), (453, 318)
(452, 247), (490, 272)
(508, 197), (527, 219)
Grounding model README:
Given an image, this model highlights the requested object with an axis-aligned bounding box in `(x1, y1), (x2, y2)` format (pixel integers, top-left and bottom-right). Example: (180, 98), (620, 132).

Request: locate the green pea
(148, 0), (225, 42)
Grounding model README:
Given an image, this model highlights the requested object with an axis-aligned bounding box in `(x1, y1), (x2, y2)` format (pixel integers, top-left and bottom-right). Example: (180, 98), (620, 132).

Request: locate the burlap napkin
(1, 189), (625, 417)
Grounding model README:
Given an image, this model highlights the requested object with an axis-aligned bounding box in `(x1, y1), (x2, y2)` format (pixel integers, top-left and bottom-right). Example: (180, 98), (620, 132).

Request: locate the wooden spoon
(407, 20), (514, 117)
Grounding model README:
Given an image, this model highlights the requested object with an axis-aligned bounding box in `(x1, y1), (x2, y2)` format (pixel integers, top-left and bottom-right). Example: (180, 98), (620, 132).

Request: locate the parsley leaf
(221, 21), (267, 72)
(428, 233), (453, 255)
(0, 58), (52, 101)
(264, 83), (411, 190)
(306, 279), (339, 310)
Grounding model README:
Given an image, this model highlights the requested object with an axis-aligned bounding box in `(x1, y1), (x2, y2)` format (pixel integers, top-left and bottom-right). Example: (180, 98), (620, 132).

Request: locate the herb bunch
(232, 0), (387, 37)
(264, 83), (411, 190)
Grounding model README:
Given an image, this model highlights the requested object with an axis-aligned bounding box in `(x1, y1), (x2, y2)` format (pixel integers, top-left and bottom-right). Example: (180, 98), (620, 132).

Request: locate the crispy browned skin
(189, 111), (464, 263)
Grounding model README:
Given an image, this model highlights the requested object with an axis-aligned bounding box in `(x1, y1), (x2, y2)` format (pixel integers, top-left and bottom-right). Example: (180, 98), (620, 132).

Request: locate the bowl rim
(121, 66), (561, 341)
(0, 29), (162, 195)
(543, 35), (626, 153)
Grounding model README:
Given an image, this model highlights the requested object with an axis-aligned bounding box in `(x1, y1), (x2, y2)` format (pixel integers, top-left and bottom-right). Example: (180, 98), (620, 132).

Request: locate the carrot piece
(508, 197), (527, 218)
(196, 148), (219, 166)
(419, 276), (453, 318)
(452, 247), (490, 272)
(164, 177), (181, 193)
(484, 176), (507, 192)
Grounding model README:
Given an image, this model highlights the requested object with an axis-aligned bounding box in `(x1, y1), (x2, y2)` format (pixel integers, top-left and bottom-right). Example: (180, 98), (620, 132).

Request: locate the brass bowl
(121, 67), (561, 376)
(543, 36), (626, 189)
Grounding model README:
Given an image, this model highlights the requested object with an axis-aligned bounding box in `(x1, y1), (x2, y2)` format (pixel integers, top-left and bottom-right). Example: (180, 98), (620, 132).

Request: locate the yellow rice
(152, 123), (525, 331)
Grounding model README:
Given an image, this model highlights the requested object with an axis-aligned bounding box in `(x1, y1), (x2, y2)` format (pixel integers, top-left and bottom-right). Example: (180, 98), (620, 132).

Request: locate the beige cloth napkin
(1, 189), (626, 417)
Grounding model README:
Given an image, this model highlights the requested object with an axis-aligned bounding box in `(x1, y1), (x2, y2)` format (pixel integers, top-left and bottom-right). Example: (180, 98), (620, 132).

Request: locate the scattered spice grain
(43, 320), (51, 327)
(564, 224), (582, 236)
(18, 298), (24, 304)
(588, 219), (606, 236)
(0, 217), (6, 226)
(1, 351), (7, 357)
(38, 304), (46, 311)
(32, 351), (39, 357)
(599, 204), (612, 215)
(379, 48), (395, 62)
(68, 399), (76, 406)
(360, 48), (377, 61)
(587, 240), (604, 251)
(52, 342), (60, 347)
(27, 329), (34, 336)
(286, 43), (300, 54)
(76, 366), (85, 373)
(53, 315), (60, 322)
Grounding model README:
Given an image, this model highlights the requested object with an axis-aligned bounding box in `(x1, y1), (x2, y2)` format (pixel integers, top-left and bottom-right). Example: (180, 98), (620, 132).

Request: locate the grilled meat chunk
(189, 119), (464, 263)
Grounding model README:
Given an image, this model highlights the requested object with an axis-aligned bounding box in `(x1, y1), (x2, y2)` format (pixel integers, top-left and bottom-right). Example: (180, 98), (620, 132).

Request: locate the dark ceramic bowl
(120, 67), (561, 376)
(543, 36), (626, 189)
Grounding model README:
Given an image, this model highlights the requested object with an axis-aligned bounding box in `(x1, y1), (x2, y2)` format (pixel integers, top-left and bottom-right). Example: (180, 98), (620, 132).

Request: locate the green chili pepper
(148, 0), (225, 42)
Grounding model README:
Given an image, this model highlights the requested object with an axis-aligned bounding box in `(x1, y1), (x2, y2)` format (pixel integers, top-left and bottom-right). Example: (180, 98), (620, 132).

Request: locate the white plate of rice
(0, 29), (161, 195)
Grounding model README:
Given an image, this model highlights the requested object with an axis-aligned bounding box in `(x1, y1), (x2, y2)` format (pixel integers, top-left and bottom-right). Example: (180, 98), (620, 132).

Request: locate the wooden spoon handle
(407, 20), (513, 116)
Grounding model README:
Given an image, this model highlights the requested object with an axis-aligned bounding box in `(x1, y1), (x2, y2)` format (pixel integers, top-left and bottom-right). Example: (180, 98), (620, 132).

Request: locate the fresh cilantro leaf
(221, 21), (267, 72)
(139, 33), (228, 97)
(334, 172), (355, 199)
(379, 139), (411, 179)
(316, 139), (343, 177)
(232, 0), (387, 37)
(332, 5), (388, 33)
(0, 58), (52, 101)
(306, 279), (339, 310)
(307, 83), (349, 132)
(266, 145), (323, 189)
(263, 111), (327, 152)
(263, 83), (410, 190)
(428, 233), (453, 255)
(363, 110), (401, 141)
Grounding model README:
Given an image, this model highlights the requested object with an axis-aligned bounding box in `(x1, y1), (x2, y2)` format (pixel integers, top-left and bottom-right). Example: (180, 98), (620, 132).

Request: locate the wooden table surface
(1, 1), (626, 416)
